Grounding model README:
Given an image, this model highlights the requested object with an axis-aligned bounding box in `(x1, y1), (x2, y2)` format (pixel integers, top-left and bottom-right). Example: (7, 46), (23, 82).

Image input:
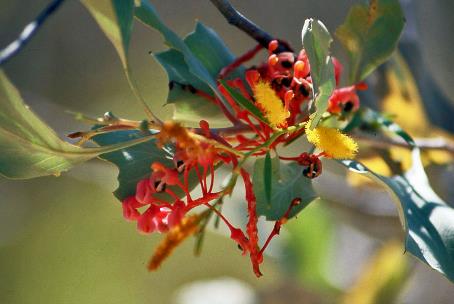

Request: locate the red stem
(218, 44), (263, 79)
(209, 163), (215, 194)
(194, 165), (207, 195)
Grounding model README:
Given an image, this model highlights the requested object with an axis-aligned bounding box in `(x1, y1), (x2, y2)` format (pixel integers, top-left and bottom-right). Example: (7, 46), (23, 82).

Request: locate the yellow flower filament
(305, 119), (358, 159)
(253, 81), (290, 128)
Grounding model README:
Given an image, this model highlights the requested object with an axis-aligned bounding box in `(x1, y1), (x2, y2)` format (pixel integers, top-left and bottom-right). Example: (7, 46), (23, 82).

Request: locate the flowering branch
(209, 0), (292, 53)
(0, 0), (66, 66)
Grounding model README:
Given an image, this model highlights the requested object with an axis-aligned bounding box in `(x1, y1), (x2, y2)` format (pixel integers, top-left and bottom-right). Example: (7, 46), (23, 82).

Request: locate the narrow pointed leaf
(219, 80), (269, 125)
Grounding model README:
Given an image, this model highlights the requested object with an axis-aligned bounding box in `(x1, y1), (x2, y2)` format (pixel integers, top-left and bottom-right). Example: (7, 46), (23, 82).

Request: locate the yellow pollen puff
(305, 123), (358, 159)
(253, 81), (290, 128)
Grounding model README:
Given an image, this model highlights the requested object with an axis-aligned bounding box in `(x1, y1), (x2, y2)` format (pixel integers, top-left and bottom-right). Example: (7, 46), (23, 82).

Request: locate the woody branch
(0, 0), (66, 66)
(209, 0), (292, 53)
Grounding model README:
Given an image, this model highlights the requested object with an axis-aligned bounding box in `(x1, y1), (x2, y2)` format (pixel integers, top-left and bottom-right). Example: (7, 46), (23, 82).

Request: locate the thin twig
(354, 132), (454, 155)
(124, 67), (163, 125)
(0, 0), (66, 66)
(209, 0), (291, 53)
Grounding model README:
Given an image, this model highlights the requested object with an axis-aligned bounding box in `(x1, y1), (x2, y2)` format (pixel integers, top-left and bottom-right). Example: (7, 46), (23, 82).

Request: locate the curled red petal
(154, 210), (170, 233)
(137, 205), (159, 234)
(245, 69), (260, 89)
(167, 201), (186, 227)
(230, 227), (249, 256)
(122, 197), (141, 221)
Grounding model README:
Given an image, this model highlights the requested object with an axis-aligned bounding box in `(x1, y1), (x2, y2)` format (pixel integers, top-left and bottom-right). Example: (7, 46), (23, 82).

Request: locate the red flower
(115, 37), (368, 277)
(328, 86), (361, 114)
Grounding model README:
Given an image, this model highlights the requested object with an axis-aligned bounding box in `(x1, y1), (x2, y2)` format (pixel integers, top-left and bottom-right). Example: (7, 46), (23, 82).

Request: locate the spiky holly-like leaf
(154, 22), (244, 127)
(253, 156), (318, 220)
(341, 150), (454, 282)
(136, 1), (240, 126)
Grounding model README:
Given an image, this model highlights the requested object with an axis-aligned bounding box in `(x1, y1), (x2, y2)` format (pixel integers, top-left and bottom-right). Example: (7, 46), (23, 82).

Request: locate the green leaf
(336, 0), (405, 83)
(341, 149), (454, 282)
(135, 1), (232, 114)
(219, 80), (269, 125)
(153, 22), (244, 126)
(155, 49), (210, 94)
(81, 0), (134, 67)
(167, 87), (228, 127)
(156, 50), (224, 125)
(0, 71), (152, 179)
(302, 19), (336, 128)
(366, 108), (415, 146)
(253, 156), (318, 220)
(184, 22), (245, 81)
(264, 151), (272, 205)
(91, 130), (169, 201)
(91, 129), (202, 202)
(346, 108), (416, 146)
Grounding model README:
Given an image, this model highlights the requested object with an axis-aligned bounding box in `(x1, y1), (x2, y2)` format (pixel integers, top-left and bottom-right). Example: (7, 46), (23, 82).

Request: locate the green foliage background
(2, 1), (454, 303)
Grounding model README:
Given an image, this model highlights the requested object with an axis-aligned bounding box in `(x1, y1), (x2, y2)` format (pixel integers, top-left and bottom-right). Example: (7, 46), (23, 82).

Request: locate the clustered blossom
(120, 39), (363, 277)
(306, 116), (358, 159)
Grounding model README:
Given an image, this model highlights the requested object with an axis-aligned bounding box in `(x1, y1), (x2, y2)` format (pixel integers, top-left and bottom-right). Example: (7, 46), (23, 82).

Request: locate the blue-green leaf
(370, 110), (415, 146)
(341, 149), (454, 282)
(302, 19), (336, 128)
(91, 129), (202, 202)
(135, 1), (232, 116)
(153, 22), (244, 126)
(264, 151), (272, 205)
(91, 130), (170, 201)
(346, 108), (416, 146)
(253, 156), (318, 220)
(184, 22), (244, 80)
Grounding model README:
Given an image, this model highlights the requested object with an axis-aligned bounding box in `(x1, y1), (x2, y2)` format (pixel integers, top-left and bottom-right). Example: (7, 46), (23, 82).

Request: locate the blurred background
(1, 0), (454, 303)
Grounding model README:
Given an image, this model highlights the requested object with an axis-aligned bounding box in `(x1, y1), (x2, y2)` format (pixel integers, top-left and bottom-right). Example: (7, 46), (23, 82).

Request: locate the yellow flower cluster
(305, 120), (358, 159)
(253, 81), (290, 128)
